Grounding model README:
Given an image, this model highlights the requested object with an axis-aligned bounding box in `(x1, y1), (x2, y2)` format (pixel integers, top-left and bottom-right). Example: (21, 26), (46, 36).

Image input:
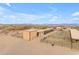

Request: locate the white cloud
(16, 13), (55, 21)
(6, 3), (11, 7)
(0, 6), (62, 24)
(71, 18), (79, 21)
(17, 13), (40, 20)
(48, 16), (60, 22)
(0, 6), (41, 21)
(0, 7), (6, 14)
(72, 12), (79, 16)
(9, 15), (17, 19)
(61, 17), (79, 24)
(70, 12), (79, 23)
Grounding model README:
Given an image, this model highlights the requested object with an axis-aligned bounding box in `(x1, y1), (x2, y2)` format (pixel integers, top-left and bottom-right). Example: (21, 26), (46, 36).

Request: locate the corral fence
(41, 29), (79, 49)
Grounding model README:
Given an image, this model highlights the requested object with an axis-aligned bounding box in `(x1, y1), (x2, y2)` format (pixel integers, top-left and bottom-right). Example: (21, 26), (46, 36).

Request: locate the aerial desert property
(0, 3), (79, 55)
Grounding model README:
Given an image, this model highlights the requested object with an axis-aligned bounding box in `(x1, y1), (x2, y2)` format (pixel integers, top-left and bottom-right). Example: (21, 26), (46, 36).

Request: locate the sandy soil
(0, 32), (79, 55)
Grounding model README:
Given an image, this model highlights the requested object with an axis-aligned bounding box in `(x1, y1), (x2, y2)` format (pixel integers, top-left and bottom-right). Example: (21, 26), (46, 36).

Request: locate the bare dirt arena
(0, 31), (79, 55)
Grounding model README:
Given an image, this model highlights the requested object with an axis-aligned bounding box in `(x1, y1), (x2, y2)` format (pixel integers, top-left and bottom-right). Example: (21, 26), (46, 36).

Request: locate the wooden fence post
(69, 30), (73, 49)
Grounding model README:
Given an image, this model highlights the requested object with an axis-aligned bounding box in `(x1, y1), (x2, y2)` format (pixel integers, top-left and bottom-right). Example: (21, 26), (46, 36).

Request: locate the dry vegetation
(0, 25), (51, 34)
(0, 25), (79, 54)
(1, 24), (79, 50)
(0, 25), (50, 30)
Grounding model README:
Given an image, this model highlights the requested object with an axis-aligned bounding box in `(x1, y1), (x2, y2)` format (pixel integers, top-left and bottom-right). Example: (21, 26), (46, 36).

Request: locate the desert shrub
(32, 26), (49, 29)
(4, 26), (15, 31)
(14, 26), (31, 30)
(73, 27), (79, 30)
(3, 26), (32, 31)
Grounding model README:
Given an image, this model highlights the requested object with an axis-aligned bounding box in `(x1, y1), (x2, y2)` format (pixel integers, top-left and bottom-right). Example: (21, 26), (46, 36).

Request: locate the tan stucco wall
(23, 32), (30, 40)
(30, 31), (37, 40)
(22, 31), (37, 41)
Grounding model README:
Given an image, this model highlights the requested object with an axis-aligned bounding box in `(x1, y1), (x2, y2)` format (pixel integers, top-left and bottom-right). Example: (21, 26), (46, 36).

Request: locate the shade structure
(69, 29), (79, 49)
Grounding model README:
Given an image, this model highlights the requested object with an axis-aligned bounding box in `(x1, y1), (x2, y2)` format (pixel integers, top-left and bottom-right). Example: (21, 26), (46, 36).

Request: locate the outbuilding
(22, 29), (38, 41)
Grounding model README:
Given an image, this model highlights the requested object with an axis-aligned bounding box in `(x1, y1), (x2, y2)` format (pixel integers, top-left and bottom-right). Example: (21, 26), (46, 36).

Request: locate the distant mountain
(0, 23), (79, 26)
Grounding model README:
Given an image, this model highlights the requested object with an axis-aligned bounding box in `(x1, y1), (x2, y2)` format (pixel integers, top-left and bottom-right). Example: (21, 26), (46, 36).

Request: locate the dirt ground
(0, 30), (79, 55)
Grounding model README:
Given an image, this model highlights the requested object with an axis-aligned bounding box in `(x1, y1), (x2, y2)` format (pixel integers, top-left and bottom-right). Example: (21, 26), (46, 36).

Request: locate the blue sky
(0, 3), (79, 24)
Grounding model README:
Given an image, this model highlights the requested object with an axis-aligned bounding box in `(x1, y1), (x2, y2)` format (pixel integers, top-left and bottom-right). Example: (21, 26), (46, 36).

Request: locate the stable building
(22, 28), (53, 41)
(22, 29), (38, 41)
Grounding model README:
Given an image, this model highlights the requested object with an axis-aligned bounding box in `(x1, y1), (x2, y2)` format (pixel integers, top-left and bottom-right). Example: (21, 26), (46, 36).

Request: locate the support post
(69, 30), (73, 49)
(29, 32), (31, 41)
